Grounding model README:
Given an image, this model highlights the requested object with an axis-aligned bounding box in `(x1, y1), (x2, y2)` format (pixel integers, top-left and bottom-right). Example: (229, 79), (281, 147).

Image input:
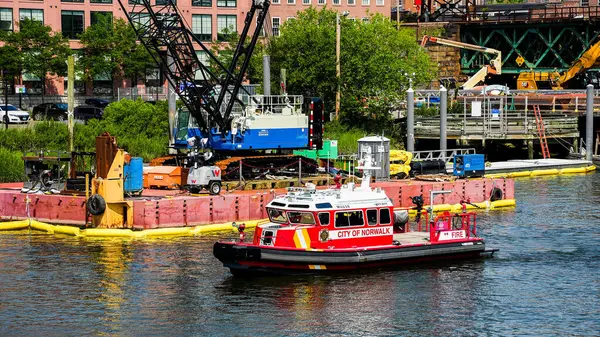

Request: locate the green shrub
(324, 120), (365, 155)
(0, 148), (25, 183)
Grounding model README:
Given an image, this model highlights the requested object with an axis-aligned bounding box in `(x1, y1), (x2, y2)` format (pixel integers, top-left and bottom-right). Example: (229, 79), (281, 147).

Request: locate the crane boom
(421, 35), (502, 89)
(557, 38), (600, 85)
(116, 0), (270, 133)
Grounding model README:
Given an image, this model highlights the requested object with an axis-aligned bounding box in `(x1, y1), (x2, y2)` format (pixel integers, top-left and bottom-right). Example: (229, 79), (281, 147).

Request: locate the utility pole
(67, 55), (75, 152)
(335, 12), (341, 120)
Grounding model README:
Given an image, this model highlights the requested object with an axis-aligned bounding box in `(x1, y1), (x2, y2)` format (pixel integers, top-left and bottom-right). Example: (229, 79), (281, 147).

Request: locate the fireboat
(213, 147), (498, 275)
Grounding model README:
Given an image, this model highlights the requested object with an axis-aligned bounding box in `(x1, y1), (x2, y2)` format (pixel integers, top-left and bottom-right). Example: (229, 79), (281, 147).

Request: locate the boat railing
(429, 211), (477, 243)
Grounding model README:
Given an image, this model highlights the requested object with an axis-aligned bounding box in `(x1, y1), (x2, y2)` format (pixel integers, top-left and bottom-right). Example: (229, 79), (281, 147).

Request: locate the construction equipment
(116, 0), (322, 186)
(88, 133), (134, 228)
(517, 38), (600, 90)
(421, 35), (502, 89)
(533, 105), (551, 159)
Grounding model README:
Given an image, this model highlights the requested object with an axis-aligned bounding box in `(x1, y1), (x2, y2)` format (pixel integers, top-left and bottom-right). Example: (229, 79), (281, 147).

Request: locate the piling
(167, 51), (177, 150)
(440, 86), (448, 157)
(407, 87), (415, 153)
(586, 84), (594, 161)
(263, 55), (271, 96)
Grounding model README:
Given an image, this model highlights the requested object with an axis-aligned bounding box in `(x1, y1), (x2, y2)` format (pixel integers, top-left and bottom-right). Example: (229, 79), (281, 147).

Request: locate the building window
(195, 51), (210, 82)
(61, 11), (84, 39)
(217, 0), (236, 7)
(362, 17), (369, 22)
(362, 0), (369, 5)
(156, 0), (176, 4)
(217, 15), (236, 40)
(581, 0), (589, 6)
(145, 68), (163, 88)
(376, 0), (383, 4)
(62, 0), (84, 2)
(348, 0), (355, 4)
(90, 12), (112, 26)
(318, 0), (326, 4)
(129, 0), (143, 4)
(287, 0), (296, 3)
(90, 0), (113, 3)
(333, 0), (340, 4)
(20, 9), (44, 24)
(192, 0), (212, 6)
(272, 0), (280, 4)
(0, 8), (13, 31)
(287, 17), (295, 21)
(192, 14), (211, 41)
(130, 12), (151, 28)
(303, 0), (310, 4)
(272, 17), (280, 37)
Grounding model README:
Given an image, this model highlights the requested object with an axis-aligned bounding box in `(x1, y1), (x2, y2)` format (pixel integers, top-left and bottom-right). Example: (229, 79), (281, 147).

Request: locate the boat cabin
(253, 184), (400, 250)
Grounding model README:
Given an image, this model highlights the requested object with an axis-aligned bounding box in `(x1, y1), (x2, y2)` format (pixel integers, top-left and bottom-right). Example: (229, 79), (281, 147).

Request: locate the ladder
(533, 105), (551, 159)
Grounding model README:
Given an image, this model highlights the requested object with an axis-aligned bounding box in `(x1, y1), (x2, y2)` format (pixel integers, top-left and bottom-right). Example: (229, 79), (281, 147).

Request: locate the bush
(324, 120), (365, 155)
(0, 148), (25, 183)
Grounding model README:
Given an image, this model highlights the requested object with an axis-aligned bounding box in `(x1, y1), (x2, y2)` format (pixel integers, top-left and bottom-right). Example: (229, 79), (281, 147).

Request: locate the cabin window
(268, 208), (287, 224)
(380, 208), (391, 225)
(335, 210), (364, 228)
(318, 212), (330, 226)
(366, 209), (378, 226)
(288, 211), (315, 225)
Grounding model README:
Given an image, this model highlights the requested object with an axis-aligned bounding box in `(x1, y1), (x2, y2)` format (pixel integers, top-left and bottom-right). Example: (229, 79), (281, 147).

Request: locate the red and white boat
(213, 150), (497, 275)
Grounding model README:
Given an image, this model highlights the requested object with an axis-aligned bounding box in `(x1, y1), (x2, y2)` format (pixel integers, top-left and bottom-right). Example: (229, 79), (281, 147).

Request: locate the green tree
(268, 8), (434, 132)
(6, 18), (71, 99)
(78, 15), (155, 89)
(209, 28), (266, 89)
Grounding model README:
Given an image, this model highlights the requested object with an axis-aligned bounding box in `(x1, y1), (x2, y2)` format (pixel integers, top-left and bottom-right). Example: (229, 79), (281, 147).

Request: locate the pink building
(0, 0), (392, 96)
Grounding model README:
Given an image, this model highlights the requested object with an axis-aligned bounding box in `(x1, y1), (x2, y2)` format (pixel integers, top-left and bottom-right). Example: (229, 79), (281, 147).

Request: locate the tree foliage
(0, 18), (71, 96)
(209, 28), (266, 90)
(78, 15), (155, 86)
(268, 8), (435, 132)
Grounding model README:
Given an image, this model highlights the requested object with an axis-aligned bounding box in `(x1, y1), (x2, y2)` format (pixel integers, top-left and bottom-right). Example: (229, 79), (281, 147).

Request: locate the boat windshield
(287, 211), (315, 225)
(268, 208), (287, 224)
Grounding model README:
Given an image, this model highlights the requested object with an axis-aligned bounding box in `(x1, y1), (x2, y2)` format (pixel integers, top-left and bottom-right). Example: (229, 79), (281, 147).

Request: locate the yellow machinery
(87, 133), (133, 228)
(421, 35), (502, 89)
(390, 150), (412, 178)
(517, 38), (600, 90)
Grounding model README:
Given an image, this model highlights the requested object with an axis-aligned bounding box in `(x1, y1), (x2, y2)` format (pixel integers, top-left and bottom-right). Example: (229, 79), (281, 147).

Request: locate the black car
(74, 105), (104, 121)
(32, 103), (69, 121)
(84, 98), (110, 109)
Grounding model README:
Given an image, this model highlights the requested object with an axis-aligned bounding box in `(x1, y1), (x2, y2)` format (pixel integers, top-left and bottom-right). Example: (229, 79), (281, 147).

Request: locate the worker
(333, 172), (342, 189)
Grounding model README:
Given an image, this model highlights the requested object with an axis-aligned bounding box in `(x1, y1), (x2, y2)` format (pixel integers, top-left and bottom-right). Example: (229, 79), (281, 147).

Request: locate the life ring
(490, 187), (503, 202)
(87, 194), (106, 216)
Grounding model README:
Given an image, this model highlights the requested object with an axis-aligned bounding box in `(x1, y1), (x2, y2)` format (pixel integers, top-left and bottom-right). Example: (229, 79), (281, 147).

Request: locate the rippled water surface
(1, 173), (599, 336)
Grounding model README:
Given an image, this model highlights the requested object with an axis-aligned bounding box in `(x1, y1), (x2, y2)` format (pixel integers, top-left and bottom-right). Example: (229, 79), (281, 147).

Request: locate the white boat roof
(268, 183), (393, 211)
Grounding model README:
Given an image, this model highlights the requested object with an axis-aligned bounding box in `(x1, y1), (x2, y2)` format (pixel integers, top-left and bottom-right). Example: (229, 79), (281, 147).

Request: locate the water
(1, 173), (599, 336)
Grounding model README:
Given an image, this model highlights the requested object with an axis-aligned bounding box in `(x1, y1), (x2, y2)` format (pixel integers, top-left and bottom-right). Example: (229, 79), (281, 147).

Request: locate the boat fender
(319, 229), (329, 243)
(87, 194), (106, 216)
(490, 187), (503, 202)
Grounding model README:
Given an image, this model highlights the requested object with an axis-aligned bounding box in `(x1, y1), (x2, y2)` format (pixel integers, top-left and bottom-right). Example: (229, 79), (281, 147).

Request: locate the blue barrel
(124, 157), (143, 194)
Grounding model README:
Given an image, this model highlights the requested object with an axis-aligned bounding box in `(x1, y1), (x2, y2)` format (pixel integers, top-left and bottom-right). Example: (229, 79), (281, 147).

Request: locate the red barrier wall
(0, 178), (515, 229)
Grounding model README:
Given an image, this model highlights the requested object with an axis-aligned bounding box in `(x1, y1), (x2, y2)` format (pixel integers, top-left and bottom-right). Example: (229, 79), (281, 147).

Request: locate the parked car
(0, 104), (30, 124)
(32, 103), (69, 121)
(74, 105), (104, 121)
(84, 98), (110, 109)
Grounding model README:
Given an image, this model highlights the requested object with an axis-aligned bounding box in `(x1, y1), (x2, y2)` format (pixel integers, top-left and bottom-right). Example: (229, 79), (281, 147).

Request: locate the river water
(0, 173), (599, 336)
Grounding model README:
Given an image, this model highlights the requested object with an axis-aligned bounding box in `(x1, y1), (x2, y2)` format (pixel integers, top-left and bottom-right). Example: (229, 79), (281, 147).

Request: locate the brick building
(0, 0), (393, 96)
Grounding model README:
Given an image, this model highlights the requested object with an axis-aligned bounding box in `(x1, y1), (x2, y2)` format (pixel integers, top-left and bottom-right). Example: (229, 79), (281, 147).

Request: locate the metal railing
(432, 5), (600, 24)
(412, 148), (477, 163)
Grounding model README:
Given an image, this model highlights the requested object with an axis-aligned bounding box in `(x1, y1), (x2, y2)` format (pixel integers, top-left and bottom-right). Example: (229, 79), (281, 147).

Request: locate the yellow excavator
(421, 35), (502, 89)
(517, 38), (600, 90)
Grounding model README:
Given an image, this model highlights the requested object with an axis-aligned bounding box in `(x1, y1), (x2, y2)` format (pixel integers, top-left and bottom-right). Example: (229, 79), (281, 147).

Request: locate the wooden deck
(393, 232), (430, 245)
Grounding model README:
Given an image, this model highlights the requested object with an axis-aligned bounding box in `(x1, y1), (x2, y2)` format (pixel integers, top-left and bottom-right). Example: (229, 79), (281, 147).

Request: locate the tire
(34, 113), (43, 121)
(490, 187), (503, 202)
(3, 115), (8, 125)
(209, 181), (221, 195)
(87, 194), (107, 216)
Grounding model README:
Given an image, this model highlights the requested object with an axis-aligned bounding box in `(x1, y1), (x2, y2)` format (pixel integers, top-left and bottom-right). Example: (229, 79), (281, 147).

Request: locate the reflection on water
(0, 173), (599, 336)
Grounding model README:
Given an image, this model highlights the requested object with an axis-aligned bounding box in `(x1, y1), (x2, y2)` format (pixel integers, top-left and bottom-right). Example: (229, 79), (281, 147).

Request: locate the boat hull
(213, 240), (486, 275)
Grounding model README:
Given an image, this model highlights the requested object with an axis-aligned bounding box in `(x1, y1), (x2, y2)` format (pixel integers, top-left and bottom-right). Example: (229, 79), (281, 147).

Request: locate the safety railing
(412, 148), (477, 164)
(450, 5), (600, 24)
